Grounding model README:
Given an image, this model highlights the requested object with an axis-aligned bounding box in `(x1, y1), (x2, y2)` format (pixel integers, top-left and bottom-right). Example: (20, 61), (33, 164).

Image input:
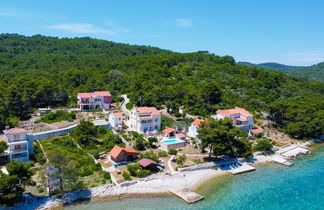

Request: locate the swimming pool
(162, 139), (183, 144)
(161, 139), (186, 150)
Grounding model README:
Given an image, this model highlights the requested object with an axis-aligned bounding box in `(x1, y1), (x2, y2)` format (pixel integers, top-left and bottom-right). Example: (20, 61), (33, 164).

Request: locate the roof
(0, 135), (7, 142)
(236, 117), (248, 122)
(136, 107), (160, 116)
(3, 128), (28, 135)
(216, 107), (253, 117)
(78, 91), (111, 98)
(176, 133), (186, 138)
(113, 112), (123, 118)
(109, 145), (139, 159)
(138, 158), (157, 168)
(250, 128), (264, 134)
(192, 120), (203, 127)
(163, 127), (175, 134)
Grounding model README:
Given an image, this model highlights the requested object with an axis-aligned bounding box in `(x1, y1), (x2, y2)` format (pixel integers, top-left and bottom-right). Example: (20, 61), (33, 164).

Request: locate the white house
(128, 107), (161, 134)
(77, 91), (111, 110)
(109, 111), (123, 129)
(0, 127), (33, 162)
(187, 120), (203, 140)
(213, 107), (253, 131)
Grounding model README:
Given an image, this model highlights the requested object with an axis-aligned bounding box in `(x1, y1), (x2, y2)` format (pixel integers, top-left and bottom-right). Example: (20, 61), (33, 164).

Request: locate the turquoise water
(67, 144), (324, 210)
(162, 139), (183, 144)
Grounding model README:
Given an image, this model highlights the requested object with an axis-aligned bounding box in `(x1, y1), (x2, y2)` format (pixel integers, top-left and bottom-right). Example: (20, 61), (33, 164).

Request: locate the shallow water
(67, 144), (324, 210)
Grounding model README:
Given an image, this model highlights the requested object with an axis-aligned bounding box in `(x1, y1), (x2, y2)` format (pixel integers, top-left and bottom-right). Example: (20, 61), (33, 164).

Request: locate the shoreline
(37, 142), (319, 209)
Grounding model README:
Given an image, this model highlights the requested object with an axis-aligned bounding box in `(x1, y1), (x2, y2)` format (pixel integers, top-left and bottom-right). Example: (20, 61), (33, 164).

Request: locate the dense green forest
(238, 62), (304, 73)
(287, 62), (324, 82)
(0, 34), (323, 139)
(239, 61), (324, 82)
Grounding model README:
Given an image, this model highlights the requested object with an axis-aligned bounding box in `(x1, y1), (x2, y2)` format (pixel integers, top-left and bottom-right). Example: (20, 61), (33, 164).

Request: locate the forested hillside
(287, 62), (324, 82)
(0, 34), (323, 138)
(239, 61), (324, 82)
(238, 62), (304, 73)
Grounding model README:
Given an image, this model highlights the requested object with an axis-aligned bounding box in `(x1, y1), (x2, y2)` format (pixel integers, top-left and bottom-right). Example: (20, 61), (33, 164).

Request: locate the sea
(67, 143), (324, 210)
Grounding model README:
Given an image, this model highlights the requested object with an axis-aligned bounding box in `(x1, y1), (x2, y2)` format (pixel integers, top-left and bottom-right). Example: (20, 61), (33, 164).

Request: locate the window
(155, 126), (158, 129)
(14, 134), (20, 141)
(155, 118), (158, 122)
(14, 145), (21, 150)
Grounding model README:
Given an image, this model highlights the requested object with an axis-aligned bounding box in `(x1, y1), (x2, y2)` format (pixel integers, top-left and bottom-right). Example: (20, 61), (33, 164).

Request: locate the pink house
(77, 91), (111, 110)
(214, 107), (253, 131)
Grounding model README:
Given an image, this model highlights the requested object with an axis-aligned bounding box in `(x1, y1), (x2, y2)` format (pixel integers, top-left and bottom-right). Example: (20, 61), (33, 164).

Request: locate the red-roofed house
(163, 127), (175, 137)
(0, 127), (33, 162)
(187, 120), (204, 140)
(249, 128), (264, 137)
(214, 107), (253, 131)
(109, 145), (139, 163)
(77, 91), (111, 110)
(128, 106), (161, 133)
(138, 158), (158, 171)
(109, 111), (123, 129)
(176, 133), (187, 141)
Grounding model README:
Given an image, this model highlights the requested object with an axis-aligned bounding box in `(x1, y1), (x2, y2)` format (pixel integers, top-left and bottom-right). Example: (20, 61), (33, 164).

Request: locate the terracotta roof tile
(216, 107), (253, 117)
(0, 135), (7, 141)
(113, 112), (123, 118)
(109, 145), (139, 159)
(3, 128), (28, 134)
(136, 107), (160, 116)
(192, 120), (203, 126)
(79, 91), (111, 98)
(163, 127), (175, 133)
(250, 128), (264, 134)
(138, 158), (157, 168)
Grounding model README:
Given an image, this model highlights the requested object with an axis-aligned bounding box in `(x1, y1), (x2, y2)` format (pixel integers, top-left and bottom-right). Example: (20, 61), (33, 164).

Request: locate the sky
(1, 0), (324, 66)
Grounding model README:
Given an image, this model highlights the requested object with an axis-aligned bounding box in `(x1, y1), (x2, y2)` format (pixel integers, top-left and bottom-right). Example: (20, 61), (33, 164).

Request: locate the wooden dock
(170, 189), (204, 204)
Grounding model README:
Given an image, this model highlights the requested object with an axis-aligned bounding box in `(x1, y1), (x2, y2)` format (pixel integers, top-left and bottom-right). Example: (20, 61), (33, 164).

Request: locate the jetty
(229, 163), (256, 175)
(271, 155), (293, 166)
(170, 188), (204, 204)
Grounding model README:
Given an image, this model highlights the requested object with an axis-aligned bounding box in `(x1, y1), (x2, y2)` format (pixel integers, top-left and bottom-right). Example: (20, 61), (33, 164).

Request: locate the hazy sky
(1, 0), (324, 66)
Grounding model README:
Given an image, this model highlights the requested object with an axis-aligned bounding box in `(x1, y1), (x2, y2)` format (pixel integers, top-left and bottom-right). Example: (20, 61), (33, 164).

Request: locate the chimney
(5, 126), (9, 131)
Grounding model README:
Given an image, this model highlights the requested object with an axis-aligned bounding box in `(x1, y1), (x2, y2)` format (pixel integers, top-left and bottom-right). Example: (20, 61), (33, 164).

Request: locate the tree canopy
(198, 118), (252, 158)
(0, 34), (322, 139)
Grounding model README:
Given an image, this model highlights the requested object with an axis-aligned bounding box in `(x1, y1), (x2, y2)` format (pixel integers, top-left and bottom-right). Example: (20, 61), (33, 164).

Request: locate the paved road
(120, 94), (130, 112)
(167, 155), (176, 174)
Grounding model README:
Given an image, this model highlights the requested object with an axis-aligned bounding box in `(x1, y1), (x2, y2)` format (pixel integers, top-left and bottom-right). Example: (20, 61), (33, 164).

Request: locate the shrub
(80, 167), (93, 177)
(122, 171), (131, 181)
(253, 140), (273, 152)
(126, 163), (140, 176)
(176, 155), (186, 166)
(138, 170), (151, 178)
(158, 150), (168, 157)
(174, 112), (182, 117)
(140, 151), (159, 162)
(168, 149), (177, 155)
(102, 171), (111, 180)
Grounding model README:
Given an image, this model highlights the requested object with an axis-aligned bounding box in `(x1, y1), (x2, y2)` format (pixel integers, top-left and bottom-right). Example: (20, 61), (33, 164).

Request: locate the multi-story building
(0, 127), (33, 162)
(213, 107), (253, 131)
(109, 111), (123, 129)
(128, 107), (161, 133)
(187, 119), (203, 140)
(77, 91), (111, 110)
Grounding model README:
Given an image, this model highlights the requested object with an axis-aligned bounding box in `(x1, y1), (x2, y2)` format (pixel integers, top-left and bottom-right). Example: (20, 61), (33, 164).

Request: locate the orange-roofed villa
(109, 111), (123, 129)
(187, 119), (203, 139)
(77, 91), (111, 110)
(109, 145), (139, 163)
(128, 106), (161, 134)
(213, 107), (253, 131)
